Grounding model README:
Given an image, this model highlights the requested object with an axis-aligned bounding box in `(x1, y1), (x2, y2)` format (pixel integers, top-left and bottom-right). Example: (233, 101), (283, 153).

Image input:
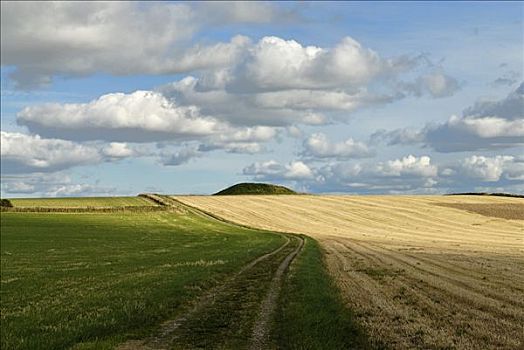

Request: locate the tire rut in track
(117, 197), (304, 350)
(249, 235), (304, 350)
(117, 236), (292, 350)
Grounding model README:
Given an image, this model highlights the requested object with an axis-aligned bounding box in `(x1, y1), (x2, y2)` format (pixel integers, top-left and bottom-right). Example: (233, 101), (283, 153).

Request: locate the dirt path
(249, 235), (304, 350)
(117, 197), (304, 350)
(117, 235), (292, 350)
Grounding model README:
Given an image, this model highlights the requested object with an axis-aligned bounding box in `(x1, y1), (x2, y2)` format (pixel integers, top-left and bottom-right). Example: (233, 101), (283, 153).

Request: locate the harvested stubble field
(175, 194), (524, 349)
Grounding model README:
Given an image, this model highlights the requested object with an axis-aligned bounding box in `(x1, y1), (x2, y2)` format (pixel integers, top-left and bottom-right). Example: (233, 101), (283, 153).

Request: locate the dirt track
(117, 225), (304, 350)
(250, 235), (304, 350)
(174, 195), (524, 349)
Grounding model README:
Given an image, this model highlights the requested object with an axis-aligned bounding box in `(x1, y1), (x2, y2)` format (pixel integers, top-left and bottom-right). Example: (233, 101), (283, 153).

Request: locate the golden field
(174, 195), (524, 349)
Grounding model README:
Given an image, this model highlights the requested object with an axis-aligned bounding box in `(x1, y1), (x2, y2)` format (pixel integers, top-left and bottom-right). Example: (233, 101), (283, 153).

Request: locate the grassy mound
(214, 183), (297, 195)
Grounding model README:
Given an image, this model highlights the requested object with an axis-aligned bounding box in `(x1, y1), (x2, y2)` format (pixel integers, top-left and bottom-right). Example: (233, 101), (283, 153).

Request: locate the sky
(1, 1), (523, 197)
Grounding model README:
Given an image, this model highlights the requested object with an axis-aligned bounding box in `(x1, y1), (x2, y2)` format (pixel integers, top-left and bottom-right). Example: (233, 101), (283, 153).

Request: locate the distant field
(8, 196), (156, 208)
(175, 195), (524, 349)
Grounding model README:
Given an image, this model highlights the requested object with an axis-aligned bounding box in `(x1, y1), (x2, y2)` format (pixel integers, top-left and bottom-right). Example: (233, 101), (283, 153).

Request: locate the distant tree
(0, 199), (13, 207)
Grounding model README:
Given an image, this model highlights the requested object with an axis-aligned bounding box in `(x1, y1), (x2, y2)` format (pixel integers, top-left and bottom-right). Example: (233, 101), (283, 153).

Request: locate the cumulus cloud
(197, 125), (277, 154)
(243, 160), (314, 181)
(242, 155), (438, 193)
(17, 33), (459, 142)
(242, 153), (524, 194)
(161, 146), (202, 166)
(17, 88), (290, 151)
(376, 155), (438, 177)
(228, 36), (403, 92)
(17, 90), (228, 142)
(433, 155), (524, 194)
(378, 83), (524, 152)
(1, 131), (102, 173)
(5, 2), (433, 94)
(463, 83), (523, 121)
(1, 2), (193, 88)
(461, 155), (510, 181)
(446, 115), (523, 138)
(302, 133), (374, 159)
(163, 77), (332, 126)
(1, 2), (298, 89)
(1, 173), (116, 197)
(400, 73), (461, 98)
(158, 35), (456, 127)
(0, 131), (139, 174)
(102, 143), (135, 158)
(315, 158), (439, 194)
(460, 155), (522, 182)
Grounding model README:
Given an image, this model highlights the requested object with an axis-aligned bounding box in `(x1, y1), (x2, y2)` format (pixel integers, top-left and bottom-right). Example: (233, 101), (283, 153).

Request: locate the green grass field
(8, 196), (156, 208)
(0, 211), (284, 349)
(275, 237), (371, 349)
(1, 200), (369, 350)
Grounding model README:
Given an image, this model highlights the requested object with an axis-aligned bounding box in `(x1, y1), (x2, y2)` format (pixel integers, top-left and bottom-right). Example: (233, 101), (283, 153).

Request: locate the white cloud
(1, 2), (291, 89)
(164, 35), (252, 73)
(160, 74), (333, 127)
(505, 157), (524, 181)
(302, 133), (374, 159)
(229, 36), (405, 92)
(0, 131), (140, 174)
(1, 173), (116, 197)
(378, 83), (524, 152)
(15, 33), (459, 144)
(464, 83), (523, 120)
(446, 115), (524, 138)
(242, 155), (439, 194)
(213, 126), (278, 143)
(161, 146), (202, 166)
(285, 161), (315, 180)
(17, 89), (289, 149)
(241, 154), (524, 194)
(157, 35), (454, 129)
(422, 73), (460, 98)
(1, 2), (196, 88)
(377, 155), (438, 177)
(252, 89), (365, 111)
(198, 125), (277, 154)
(102, 143), (134, 158)
(17, 90), (228, 142)
(321, 155), (440, 193)
(405, 73), (461, 98)
(1, 131), (102, 173)
(461, 155), (515, 182)
(243, 160), (314, 181)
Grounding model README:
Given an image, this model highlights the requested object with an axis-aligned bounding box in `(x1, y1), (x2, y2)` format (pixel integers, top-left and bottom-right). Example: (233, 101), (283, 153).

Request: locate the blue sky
(1, 1), (523, 197)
